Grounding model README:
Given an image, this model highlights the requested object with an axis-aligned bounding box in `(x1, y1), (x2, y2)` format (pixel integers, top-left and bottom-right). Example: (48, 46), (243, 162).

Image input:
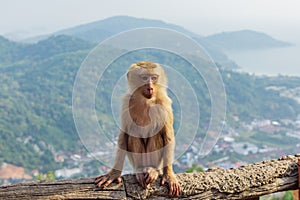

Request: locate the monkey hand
(161, 173), (180, 197)
(94, 169), (122, 188)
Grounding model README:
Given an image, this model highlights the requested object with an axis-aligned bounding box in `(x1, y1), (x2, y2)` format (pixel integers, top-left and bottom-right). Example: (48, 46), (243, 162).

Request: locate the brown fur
(95, 61), (180, 197)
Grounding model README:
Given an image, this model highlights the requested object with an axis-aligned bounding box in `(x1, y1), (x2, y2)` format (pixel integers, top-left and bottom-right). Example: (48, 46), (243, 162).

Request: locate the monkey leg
(127, 136), (149, 188)
(127, 136), (146, 169)
(127, 135), (164, 188)
(142, 135), (164, 185)
(145, 134), (164, 167)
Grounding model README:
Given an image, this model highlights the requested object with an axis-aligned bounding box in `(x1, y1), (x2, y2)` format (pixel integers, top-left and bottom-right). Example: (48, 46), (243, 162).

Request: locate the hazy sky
(1, 0), (300, 42)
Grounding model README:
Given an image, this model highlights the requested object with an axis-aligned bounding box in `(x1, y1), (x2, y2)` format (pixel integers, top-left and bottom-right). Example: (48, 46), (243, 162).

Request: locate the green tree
(283, 190), (294, 200)
(185, 163), (204, 173)
(36, 171), (56, 181)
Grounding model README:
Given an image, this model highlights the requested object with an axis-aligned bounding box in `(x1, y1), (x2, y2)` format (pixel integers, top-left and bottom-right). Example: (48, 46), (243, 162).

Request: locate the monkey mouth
(143, 88), (153, 99)
(145, 94), (152, 99)
(143, 92), (153, 99)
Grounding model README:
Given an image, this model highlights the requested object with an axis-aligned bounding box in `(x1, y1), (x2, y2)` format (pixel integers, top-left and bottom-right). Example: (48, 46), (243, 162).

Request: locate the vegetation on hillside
(0, 34), (299, 174)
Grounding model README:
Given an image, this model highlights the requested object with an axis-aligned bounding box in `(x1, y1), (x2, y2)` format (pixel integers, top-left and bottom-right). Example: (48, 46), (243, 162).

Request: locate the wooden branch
(0, 155), (299, 199)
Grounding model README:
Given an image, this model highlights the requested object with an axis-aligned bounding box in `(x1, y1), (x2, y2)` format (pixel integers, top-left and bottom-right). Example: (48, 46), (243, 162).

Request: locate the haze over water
(225, 42), (300, 77)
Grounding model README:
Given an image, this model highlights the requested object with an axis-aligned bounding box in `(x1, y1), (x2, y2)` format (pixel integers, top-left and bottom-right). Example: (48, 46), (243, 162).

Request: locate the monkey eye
(141, 75), (149, 81)
(151, 75), (158, 82)
(140, 74), (159, 82)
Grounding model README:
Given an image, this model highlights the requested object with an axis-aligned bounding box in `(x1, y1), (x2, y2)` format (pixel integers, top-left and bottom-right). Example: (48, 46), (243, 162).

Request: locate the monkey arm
(162, 124), (176, 174)
(160, 116), (180, 197)
(112, 131), (128, 171)
(161, 107), (175, 173)
(95, 131), (127, 188)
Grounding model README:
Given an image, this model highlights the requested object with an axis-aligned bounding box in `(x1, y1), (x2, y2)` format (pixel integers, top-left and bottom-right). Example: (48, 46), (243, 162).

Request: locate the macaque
(95, 61), (180, 197)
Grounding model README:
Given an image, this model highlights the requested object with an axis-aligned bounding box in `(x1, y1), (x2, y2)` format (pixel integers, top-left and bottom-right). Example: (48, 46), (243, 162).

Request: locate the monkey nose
(147, 87), (153, 95)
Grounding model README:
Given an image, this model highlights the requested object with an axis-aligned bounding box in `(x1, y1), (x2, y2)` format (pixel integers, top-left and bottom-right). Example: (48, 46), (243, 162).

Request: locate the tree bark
(0, 155), (299, 199)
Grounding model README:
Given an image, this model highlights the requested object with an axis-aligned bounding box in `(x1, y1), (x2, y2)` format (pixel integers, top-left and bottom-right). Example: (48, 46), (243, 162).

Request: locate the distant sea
(224, 43), (300, 77)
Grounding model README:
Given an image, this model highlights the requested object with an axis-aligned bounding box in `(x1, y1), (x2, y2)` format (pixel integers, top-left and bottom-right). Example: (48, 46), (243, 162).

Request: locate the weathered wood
(0, 155), (299, 199)
(0, 178), (125, 200)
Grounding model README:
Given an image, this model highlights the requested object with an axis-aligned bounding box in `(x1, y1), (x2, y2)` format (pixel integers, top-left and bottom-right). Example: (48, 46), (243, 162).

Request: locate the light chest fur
(122, 94), (168, 139)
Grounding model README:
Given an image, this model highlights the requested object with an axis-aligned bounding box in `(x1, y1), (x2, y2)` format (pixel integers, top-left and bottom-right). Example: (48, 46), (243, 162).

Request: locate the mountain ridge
(20, 16), (292, 69)
(0, 35), (94, 67)
(24, 16), (200, 43)
(21, 16), (239, 69)
(205, 29), (291, 51)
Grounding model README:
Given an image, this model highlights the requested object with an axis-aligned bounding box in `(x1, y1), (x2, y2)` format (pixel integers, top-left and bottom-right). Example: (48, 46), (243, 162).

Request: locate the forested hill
(205, 30), (291, 51)
(0, 35), (94, 65)
(22, 16), (292, 70)
(0, 33), (299, 174)
(0, 35), (93, 172)
(24, 16), (239, 69)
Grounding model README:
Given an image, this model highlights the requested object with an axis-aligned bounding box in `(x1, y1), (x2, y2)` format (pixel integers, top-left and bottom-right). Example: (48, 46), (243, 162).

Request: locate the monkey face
(127, 62), (167, 99)
(140, 74), (159, 99)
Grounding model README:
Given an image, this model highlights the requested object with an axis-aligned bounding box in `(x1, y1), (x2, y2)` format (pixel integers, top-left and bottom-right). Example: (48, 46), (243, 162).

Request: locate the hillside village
(1, 113), (299, 186)
(0, 16), (299, 187)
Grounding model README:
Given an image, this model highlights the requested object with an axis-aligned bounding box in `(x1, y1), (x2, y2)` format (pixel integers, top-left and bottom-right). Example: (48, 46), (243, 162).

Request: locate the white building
(232, 142), (258, 155)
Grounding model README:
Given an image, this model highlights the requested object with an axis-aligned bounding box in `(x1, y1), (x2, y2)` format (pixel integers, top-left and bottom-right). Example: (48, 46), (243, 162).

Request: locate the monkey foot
(135, 167), (160, 188)
(144, 167), (159, 185)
